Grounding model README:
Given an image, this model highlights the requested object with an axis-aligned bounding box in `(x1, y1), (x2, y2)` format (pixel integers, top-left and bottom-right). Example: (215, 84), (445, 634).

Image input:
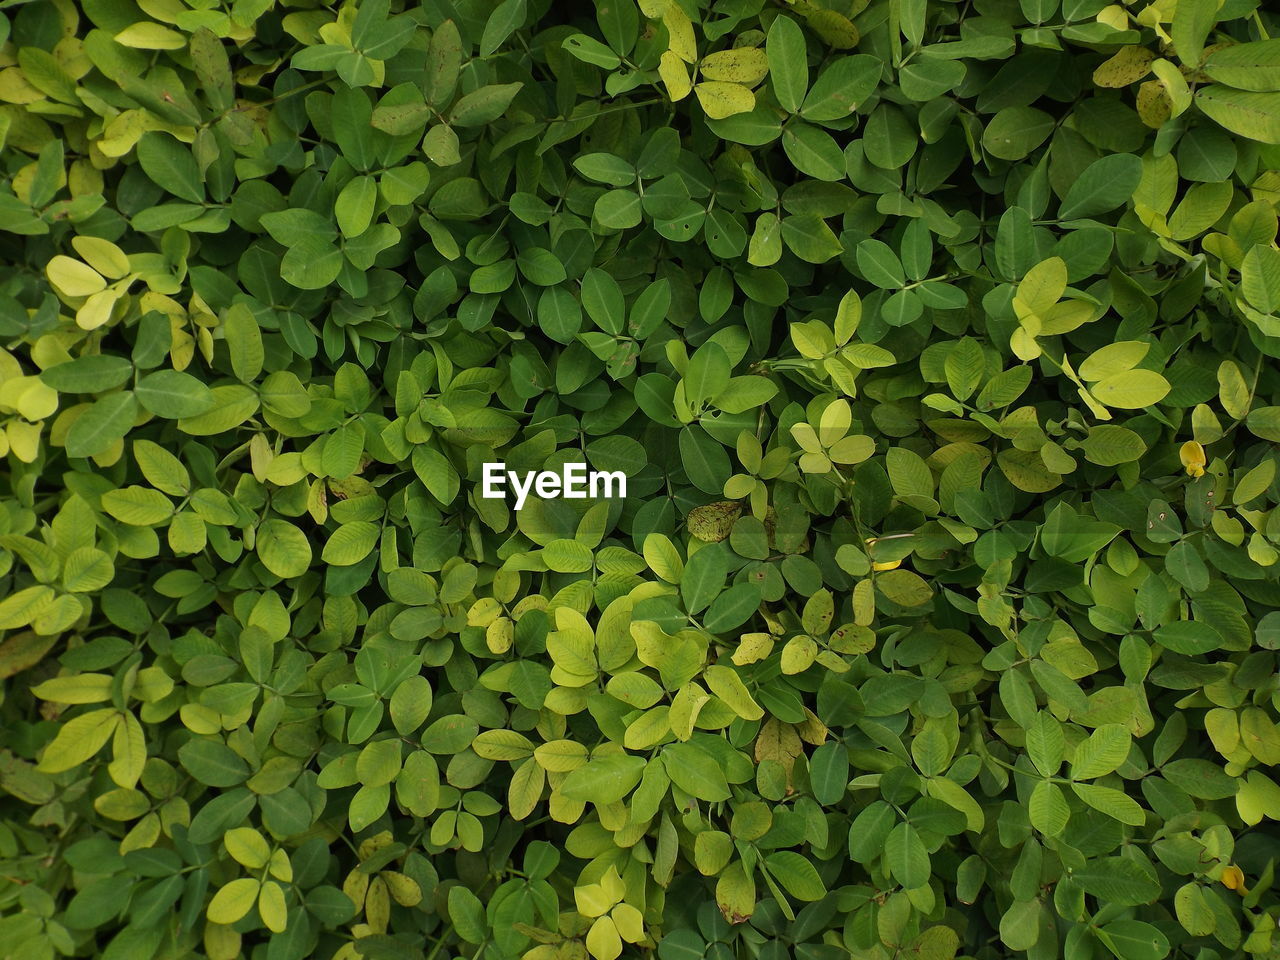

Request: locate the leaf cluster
(1, 1), (1280, 960)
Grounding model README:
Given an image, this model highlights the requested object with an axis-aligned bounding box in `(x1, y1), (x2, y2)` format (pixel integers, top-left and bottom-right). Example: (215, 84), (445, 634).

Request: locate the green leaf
(573, 153), (635, 187)
(679, 425), (732, 493)
(65, 392), (138, 458)
(1026, 713), (1064, 776)
(1040, 504), (1120, 562)
(1070, 857), (1161, 905)
(763, 851), (825, 901)
(559, 753), (646, 804)
(801, 55), (880, 122)
(1058, 154), (1143, 219)
(480, 0), (526, 57)
(1202, 40), (1280, 93)
(281, 236), (343, 289)
(767, 16), (807, 113)
(62, 547), (114, 593)
(322, 521), (379, 566)
(662, 742), (730, 801)
(983, 106), (1055, 161)
(179, 739), (250, 787)
(177, 384), (259, 435)
(41, 356), (133, 394)
(1170, 0), (1216, 67)
(421, 714), (479, 753)
(1071, 782), (1146, 825)
(136, 132), (204, 203)
(680, 545), (728, 613)
(1069, 724), (1131, 780)
(135, 370), (215, 418)
(543, 539), (593, 573)
(782, 123), (845, 182)
(885, 821), (930, 889)
(1242, 245), (1280, 313)
(356, 739), (402, 787)
(222, 304), (264, 382)
(257, 519), (313, 579)
(581, 268), (625, 335)
(190, 27), (234, 111)
(856, 238), (906, 288)
(335, 175), (378, 239)
(102, 486), (174, 525)
(702, 582), (761, 634)
(1196, 86), (1280, 143)
(448, 885), (487, 943)
(999, 899), (1042, 951)
(1153, 620), (1221, 655)
(808, 742), (849, 805)
(594, 189), (641, 229)
(781, 214), (843, 263)
(1097, 921), (1169, 960)
(450, 83), (523, 127)
(1028, 780), (1070, 835)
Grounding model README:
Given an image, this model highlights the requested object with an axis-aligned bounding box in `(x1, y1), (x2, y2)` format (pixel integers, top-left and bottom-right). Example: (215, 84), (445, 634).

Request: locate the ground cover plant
(2, 0), (1280, 958)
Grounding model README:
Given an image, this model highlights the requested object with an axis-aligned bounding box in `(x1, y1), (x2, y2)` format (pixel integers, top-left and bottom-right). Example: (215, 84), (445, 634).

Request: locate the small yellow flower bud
(1180, 440), (1206, 477)
(1221, 864), (1245, 893)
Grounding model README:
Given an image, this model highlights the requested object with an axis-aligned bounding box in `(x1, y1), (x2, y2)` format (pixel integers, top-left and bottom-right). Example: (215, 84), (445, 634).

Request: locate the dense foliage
(3, 0), (1280, 958)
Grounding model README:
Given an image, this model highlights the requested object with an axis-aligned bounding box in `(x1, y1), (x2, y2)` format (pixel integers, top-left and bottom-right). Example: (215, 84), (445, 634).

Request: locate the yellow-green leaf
(1090, 370), (1171, 409)
(37, 708), (119, 773)
(115, 22), (188, 49)
(694, 81), (756, 120)
(47, 256), (105, 298)
(207, 877), (262, 925)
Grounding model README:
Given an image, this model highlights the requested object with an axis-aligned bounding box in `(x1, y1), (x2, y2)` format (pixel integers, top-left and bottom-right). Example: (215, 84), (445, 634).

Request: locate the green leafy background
(2, 0), (1280, 958)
